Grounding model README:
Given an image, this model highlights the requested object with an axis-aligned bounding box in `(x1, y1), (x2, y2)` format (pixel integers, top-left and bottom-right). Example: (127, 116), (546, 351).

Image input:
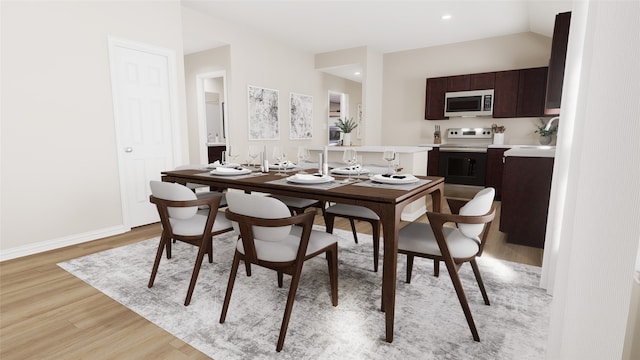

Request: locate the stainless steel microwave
(444, 89), (494, 117)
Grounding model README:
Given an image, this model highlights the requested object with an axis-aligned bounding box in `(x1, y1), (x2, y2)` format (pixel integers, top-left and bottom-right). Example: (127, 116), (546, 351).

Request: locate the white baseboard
(401, 205), (426, 222)
(0, 225), (129, 262)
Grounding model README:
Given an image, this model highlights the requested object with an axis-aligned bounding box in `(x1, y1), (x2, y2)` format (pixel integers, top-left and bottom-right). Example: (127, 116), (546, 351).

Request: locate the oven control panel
(447, 127), (493, 139)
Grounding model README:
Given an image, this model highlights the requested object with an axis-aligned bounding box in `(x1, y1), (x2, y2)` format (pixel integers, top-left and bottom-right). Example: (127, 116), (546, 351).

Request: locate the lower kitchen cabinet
(500, 155), (554, 248)
(427, 147), (439, 176)
(208, 145), (226, 163)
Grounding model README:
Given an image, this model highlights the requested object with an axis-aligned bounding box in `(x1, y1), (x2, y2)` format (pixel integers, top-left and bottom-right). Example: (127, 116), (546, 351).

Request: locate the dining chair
(324, 204), (380, 272)
(268, 194), (326, 217)
(220, 192), (339, 352)
(175, 165), (227, 207)
(148, 180), (233, 306)
(398, 187), (496, 341)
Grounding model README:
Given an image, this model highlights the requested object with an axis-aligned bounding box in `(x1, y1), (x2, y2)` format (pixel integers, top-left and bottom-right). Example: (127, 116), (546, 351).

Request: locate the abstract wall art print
(289, 92), (313, 139)
(248, 85), (279, 140)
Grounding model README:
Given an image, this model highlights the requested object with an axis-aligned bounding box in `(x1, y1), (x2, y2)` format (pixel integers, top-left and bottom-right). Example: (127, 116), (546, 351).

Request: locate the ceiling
(181, 1), (572, 82)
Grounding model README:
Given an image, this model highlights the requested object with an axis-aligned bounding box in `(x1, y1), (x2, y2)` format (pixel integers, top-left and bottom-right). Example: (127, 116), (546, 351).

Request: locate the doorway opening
(197, 71), (228, 164)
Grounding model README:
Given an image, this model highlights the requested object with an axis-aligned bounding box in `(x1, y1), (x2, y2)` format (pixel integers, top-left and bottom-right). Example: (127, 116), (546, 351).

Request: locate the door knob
(124, 147), (133, 153)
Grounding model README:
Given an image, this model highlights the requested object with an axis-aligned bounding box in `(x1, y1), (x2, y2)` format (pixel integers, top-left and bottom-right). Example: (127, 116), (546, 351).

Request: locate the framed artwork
(357, 103), (363, 139)
(248, 85), (279, 140)
(289, 92), (313, 139)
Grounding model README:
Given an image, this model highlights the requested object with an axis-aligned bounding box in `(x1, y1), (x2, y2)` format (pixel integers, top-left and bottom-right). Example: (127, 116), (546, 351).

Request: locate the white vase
(342, 133), (352, 146)
(493, 133), (505, 145)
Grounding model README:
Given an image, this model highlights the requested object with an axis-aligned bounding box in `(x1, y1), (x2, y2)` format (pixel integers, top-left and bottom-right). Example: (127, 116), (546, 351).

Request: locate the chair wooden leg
(184, 239), (209, 306)
(220, 252), (241, 324)
(434, 259), (440, 277)
(276, 265), (303, 352)
(406, 254), (414, 283)
(349, 218), (358, 244)
(324, 214), (335, 234)
(149, 233), (169, 288)
(166, 238), (172, 259)
(371, 221), (380, 272)
(326, 244), (339, 306)
(207, 237), (213, 263)
(443, 257), (480, 341)
(277, 271), (284, 288)
(470, 259), (490, 305)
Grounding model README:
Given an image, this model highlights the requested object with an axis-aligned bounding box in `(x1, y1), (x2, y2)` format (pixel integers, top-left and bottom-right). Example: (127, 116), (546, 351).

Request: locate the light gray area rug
(58, 227), (551, 359)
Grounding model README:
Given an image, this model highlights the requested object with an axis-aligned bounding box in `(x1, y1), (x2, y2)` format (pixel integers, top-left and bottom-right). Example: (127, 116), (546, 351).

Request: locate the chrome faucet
(544, 116), (560, 131)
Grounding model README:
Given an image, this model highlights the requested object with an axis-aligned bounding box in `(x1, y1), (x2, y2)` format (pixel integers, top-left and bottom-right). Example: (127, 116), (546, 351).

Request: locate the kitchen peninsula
(309, 145), (430, 221)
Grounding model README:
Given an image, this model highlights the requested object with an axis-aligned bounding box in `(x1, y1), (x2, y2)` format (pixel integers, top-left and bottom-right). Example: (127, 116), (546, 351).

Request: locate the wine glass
(296, 146), (310, 173)
(226, 146), (239, 166)
(342, 148), (358, 182)
(355, 155), (364, 181)
(382, 148), (397, 175)
(272, 146), (286, 175)
(248, 145), (260, 168)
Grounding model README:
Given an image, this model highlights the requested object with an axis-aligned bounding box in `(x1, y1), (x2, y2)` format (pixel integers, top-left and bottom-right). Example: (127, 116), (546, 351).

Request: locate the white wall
(1, 1), (188, 258)
(382, 32), (553, 146)
(545, 1), (640, 358)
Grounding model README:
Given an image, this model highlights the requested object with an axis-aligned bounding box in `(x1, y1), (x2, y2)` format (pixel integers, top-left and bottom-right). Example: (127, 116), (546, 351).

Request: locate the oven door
(438, 151), (487, 186)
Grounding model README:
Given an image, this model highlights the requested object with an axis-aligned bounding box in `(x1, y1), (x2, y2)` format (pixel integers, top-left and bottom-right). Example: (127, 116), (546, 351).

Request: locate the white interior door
(110, 38), (177, 228)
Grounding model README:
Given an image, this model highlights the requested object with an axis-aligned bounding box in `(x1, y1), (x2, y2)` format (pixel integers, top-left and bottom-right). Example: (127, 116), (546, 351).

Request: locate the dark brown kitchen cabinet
(516, 67), (548, 117)
(447, 75), (470, 91)
(485, 148), (507, 200)
(469, 72), (495, 90)
(493, 70), (520, 118)
(207, 145), (226, 163)
(545, 11), (571, 115)
(500, 155), (554, 248)
(425, 77), (448, 120)
(427, 147), (440, 176)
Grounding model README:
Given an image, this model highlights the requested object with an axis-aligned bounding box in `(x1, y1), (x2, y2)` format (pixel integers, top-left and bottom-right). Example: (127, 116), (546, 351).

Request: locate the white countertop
(206, 142), (226, 146)
(504, 146), (556, 158)
(309, 145), (430, 153)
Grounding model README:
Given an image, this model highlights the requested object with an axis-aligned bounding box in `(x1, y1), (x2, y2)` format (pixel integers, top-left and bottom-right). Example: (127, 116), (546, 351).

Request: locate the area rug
(58, 227), (551, 359)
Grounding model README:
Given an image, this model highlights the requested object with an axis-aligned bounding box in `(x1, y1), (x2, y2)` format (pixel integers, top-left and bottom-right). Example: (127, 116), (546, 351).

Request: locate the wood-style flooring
(0, 198), (542, 359)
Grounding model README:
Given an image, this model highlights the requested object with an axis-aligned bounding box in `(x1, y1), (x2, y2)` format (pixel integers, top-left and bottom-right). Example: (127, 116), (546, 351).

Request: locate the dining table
(160, 167), (445, 343)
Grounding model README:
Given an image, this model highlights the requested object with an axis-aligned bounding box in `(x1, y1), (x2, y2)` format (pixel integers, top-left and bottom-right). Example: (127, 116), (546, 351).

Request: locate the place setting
(353, 148), (431, 190)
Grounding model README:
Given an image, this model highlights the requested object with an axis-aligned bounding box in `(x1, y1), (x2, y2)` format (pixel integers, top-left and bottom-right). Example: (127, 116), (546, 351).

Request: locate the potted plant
(335, 117), (358, 146)
(491, 123), (506, 145)
(534, 119), (558, 145)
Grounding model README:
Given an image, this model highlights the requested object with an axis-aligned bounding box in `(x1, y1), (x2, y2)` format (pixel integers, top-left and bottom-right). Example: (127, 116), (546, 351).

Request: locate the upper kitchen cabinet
(545, 11), (572, 115)
(425, 72), (496, 120)
(425, 77), (448, 120)
(493, 70), (519, 118)
(493, 67), (548, 118)
(516, 67), (548, 117)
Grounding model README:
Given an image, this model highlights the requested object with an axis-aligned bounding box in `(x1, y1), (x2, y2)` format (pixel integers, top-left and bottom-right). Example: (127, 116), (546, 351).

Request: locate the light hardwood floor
(0, 199), (542, 359)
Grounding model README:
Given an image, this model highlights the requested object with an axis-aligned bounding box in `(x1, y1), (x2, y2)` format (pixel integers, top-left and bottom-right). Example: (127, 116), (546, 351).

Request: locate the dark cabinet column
(427, 147), (440, 176)
(545, 11), (572, 115)
(500, 156), (554, 248)
(207, 146), (226, 163)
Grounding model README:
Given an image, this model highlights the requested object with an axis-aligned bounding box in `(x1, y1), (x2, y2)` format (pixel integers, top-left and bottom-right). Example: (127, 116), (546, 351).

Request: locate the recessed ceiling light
(354, 72), (361, 76)
(441, 14), (452, 20)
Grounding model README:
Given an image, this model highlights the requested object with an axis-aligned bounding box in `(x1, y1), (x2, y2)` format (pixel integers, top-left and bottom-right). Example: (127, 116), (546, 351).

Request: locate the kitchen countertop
(206, 142), (226, 146)
(309, 145), (430, 153)
(504, 145), (556, 158)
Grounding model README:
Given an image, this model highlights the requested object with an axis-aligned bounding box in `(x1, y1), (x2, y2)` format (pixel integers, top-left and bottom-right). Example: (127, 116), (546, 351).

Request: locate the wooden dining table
(160, 168), (445, 343)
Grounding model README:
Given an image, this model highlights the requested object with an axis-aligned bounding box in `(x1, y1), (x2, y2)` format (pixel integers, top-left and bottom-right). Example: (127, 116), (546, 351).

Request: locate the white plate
(209, 167), (252, 176)
(269, 162), (297, 170)
(286, 174), (335, 184)
(371, 174), (420, 184)
(207, 162), (241, 169)
(331, 167), (370, 175)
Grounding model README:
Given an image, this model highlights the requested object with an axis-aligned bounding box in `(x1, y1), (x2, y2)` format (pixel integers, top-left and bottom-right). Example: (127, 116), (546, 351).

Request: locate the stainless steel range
(438, 128), (493, 186)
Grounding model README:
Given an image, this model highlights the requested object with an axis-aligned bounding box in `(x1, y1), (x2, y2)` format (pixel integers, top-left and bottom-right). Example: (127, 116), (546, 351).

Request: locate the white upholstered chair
(324, 204), (380, 272)
(398, 187), (496, 341)
(175, 165), (227, 207)
(148, 180), (233, 306)
(220, 192), (339, 352)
